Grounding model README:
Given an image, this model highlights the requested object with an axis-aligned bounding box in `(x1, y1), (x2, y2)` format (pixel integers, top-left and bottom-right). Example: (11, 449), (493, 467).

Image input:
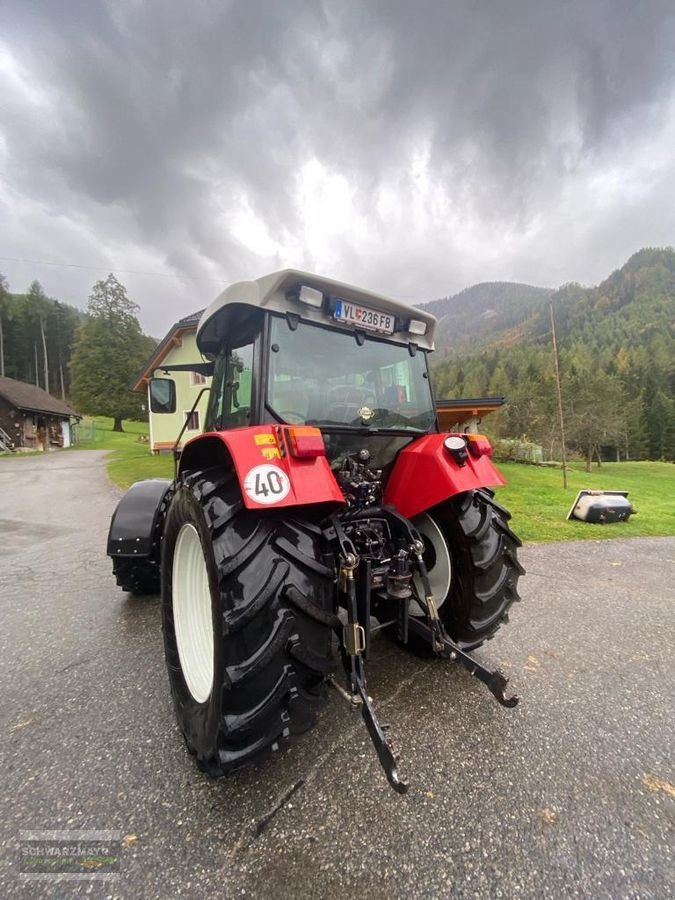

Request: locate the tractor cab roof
(197, 269), (437, 356)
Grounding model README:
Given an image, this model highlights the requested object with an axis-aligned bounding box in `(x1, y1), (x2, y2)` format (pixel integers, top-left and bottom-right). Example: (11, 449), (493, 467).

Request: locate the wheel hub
(410, 513), (452, 616)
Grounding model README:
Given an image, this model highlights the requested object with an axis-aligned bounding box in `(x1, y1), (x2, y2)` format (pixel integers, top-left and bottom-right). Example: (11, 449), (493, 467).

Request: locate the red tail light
(466, 433), (493, 457)
(287, 426), (326, 458)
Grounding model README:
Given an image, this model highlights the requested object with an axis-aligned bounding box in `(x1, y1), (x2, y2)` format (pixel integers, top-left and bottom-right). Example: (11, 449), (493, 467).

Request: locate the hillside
(430, 248), (675, 463)
(424, 281), (553, 352)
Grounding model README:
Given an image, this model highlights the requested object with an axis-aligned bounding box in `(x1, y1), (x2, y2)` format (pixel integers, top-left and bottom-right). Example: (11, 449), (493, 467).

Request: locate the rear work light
(287, 426), (326, 458)
(465, 434), (493, 458)
(443, 435), (469, 465)
(408, 319), (428, 336)
(296, 285), (324, 308)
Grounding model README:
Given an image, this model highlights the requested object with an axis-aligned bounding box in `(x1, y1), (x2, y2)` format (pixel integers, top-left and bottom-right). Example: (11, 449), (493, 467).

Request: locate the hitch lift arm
(411, 547), (519, 709)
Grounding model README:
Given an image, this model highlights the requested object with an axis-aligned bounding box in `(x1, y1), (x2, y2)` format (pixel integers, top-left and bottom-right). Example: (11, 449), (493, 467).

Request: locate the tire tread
(161, 468), (334, 776)
(435, 488), (523, 648)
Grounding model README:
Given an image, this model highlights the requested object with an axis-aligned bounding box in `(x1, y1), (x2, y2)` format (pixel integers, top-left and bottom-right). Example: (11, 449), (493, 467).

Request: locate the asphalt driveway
(0, 451), (673, 899)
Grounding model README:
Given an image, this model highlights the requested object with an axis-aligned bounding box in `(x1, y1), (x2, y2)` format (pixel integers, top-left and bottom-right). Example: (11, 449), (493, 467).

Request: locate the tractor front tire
(414, 488), (524, 650)
(112, 557), (160, 596)
(161, 468), (336, 775)
(110, 484), (171, 596)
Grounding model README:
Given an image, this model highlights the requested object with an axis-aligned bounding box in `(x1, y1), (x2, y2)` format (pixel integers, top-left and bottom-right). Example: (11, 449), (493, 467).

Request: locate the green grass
(70, 416), (173, 488)
(0, 449), (44, 458)
(67, 418), (675, 543)
(496, 460), (675, 542)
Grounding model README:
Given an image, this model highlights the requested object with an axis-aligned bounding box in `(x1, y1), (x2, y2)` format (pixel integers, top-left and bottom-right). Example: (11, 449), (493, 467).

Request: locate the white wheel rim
(172, 523), (214, 703)
(410, 513), (452, 617)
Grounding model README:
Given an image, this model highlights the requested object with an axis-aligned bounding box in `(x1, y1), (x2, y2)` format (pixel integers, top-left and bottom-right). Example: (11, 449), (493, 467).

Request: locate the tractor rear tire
(161, 468), (336, 775)
(414, 488), (524, 650)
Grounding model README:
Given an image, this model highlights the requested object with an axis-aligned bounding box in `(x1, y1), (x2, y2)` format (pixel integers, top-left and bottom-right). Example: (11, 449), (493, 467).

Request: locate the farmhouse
(0, 376), (80, 451)
(132, 310), (211, 454)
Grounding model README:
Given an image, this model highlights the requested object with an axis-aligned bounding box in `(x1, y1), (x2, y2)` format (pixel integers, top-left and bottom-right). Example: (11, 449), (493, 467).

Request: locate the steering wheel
(278, 410), (306, 424)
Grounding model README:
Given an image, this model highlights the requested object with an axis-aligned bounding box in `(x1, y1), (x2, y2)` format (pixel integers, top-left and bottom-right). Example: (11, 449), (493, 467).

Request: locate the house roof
(436, 396), (505, 410)
(435, 396), (505, 431)
(132, 309), (205, 391)
(0, 376), (79, 418)
(175, 310), (204, 327)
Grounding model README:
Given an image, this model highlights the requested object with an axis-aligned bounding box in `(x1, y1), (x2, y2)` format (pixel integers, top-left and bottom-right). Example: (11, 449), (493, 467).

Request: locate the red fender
(383, 433), (506, 520)
(179, 426), (345, 511)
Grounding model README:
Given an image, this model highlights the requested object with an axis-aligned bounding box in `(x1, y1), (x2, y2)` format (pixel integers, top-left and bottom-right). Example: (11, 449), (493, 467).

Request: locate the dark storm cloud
(1, 0), (674, 330)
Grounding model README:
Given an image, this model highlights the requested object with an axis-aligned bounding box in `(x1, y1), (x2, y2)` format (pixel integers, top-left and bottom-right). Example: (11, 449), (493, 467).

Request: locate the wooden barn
(0, 376), (79, 452)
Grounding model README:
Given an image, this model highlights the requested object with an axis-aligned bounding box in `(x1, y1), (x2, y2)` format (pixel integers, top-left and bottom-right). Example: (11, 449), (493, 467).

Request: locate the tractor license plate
(333, 298), (395, 334)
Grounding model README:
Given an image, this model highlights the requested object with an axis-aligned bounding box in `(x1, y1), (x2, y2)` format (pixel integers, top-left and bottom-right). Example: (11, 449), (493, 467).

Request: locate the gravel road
(0, 451), (673, 899)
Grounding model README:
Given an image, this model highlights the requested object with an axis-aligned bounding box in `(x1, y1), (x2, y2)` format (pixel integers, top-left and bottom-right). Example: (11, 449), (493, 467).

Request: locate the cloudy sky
(2, 1), (674, 335)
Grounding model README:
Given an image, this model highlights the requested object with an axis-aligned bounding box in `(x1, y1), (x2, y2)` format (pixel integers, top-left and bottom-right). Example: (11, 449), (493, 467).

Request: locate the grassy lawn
(66, 417), (674, 544)
(69, 416), (173, 487)
(496, 460), (675, 543)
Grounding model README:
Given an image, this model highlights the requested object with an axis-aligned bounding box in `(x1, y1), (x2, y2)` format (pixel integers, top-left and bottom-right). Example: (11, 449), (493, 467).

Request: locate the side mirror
(149, 377), (176, 414)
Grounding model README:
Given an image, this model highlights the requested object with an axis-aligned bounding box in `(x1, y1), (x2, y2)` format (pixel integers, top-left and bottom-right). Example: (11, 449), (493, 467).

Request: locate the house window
(191, 371), (207, 386)
(184, 410), (200, 431)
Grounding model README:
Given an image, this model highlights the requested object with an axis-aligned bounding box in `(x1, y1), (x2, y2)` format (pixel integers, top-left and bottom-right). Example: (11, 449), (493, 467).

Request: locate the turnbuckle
(343, 622), (366, 656)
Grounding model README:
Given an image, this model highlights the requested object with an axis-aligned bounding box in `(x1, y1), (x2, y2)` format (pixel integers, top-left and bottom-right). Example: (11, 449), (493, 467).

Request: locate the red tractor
(107, 270), (523, 792)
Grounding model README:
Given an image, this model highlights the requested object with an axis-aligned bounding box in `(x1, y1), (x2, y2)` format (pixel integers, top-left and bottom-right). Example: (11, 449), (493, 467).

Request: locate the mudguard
(107, 479), (173, 559)
(179, 427), (345, 511)
(383, 433), (506, 520)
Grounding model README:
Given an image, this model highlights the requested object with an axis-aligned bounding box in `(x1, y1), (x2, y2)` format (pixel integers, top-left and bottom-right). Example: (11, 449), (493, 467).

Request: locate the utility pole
(549, 299), (568, 489)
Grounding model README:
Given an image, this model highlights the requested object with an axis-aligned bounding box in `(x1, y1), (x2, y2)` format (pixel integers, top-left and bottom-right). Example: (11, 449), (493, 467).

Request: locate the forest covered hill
(0, 277), (84, 398)
(425, 281), (553, 352)
(430, 248), (675, 462)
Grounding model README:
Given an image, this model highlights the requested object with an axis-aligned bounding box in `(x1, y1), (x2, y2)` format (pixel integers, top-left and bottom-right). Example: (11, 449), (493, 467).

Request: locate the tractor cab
(196, 270), (439, 468)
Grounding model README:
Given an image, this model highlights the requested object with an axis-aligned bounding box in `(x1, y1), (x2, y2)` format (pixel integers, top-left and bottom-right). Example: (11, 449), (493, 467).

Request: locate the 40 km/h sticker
(243, 464), (291, 505)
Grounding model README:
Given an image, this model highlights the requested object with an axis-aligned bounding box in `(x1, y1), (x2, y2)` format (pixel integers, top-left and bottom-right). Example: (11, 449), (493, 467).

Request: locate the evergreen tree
(70, 274), (155, 431)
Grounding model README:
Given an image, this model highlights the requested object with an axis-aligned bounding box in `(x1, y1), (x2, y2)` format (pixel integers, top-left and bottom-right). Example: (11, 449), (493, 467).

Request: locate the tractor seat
(324, 385), (377, 424)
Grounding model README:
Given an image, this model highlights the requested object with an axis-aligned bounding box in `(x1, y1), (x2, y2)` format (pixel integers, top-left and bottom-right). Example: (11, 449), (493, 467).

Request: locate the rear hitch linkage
(335, 537), (408, 795)
(328, 515), (518, 794)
